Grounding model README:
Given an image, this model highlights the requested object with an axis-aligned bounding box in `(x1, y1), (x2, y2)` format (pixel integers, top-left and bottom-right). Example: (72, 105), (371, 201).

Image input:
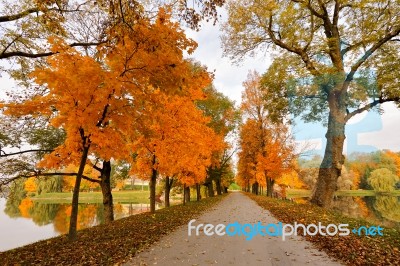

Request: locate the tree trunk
(100, 160), (113, 223)
(215, 177), (222, 195)
(224, 186), (228, 193)
(252, 182), (259, 195)
(311, 103), (346, 207)
(183, 184), (186, 205)
(196, 183), (201, 201)
(207, 181), (214, 197)
(68, 144), (90, 240)
(164, 176), (173, 208)
(266, 178), (274, 197)
(184, 185), (190, 203)
(149, 155), (157, 213)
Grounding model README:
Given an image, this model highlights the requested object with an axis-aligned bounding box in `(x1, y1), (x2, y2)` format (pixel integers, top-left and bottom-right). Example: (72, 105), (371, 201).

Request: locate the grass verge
(0, 194), (227, 265)
(246, 193), (400, 266)
(31, 191), (150, 204)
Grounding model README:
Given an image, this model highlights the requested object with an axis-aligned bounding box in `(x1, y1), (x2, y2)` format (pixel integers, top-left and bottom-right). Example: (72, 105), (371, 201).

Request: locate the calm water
(0, 197), (155, 252)
(293, 196), (400, 229)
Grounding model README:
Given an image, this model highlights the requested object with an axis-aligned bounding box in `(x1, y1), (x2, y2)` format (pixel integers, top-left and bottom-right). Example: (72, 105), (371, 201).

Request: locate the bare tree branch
(0, 149), (53, 157)
(345, 96), (400, 122)
(0, 8), (39, 23)
(0, 41), (106, 59)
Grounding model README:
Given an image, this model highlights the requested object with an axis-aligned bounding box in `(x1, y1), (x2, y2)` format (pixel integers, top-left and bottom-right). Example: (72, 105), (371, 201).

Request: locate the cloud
(184, 17), (270, 105)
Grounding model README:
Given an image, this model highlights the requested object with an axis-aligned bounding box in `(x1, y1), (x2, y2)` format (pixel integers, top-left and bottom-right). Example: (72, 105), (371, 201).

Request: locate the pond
(292, 195), (400, 229)
(0, 197), (157, 252)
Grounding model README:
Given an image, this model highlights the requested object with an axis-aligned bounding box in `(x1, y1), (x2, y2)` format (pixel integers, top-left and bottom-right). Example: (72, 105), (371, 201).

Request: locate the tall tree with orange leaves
(238, 71), (295, 196)
(130, 73), (223, 212)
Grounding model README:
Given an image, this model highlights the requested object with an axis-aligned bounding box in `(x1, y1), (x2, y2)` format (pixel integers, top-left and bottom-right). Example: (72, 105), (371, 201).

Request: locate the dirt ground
(125, 192), (342, 266)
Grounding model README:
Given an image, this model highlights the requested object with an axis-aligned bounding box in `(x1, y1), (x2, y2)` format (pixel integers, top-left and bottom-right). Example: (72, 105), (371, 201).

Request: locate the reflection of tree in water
(374, 196), (400, 223)
(333, 197), (366, 219)
(29, 202), (59, 226)
(333, 196), (400, 229)
(53, 204), (100, 234)
(4, 194), (154, 234)
(4, 180), (26, 218)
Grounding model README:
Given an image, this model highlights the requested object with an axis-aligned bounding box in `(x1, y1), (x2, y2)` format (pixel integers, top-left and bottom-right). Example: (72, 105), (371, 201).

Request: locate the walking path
(125, 192), (342, 266)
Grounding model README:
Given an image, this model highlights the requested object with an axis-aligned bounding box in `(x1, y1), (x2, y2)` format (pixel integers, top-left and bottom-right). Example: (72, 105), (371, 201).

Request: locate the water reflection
(325, 196), (400, 229)
(0, 196), (159, 251)
(6, 199), (155, 234)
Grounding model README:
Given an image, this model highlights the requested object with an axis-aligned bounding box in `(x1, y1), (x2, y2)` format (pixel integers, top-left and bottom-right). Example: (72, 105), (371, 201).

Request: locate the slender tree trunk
(266, 177), (274, 197)
(150, 155), (157, 213)
(207, 181), (214, 197)
(252, 182), (259, 195)
(311, 102), (346, 207)
(68, 144), (90, 240)
(100, 160), (113, 223)
(215, 177), (222, 195)
(183, 184), (186, 205)
(164, 176), (173, 207)
(184, 185), (190, 203)
(196, 183), (201, 201)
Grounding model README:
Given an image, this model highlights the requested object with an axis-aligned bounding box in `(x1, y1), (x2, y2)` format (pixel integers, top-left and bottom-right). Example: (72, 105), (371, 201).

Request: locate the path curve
(125, 192), (342, 266)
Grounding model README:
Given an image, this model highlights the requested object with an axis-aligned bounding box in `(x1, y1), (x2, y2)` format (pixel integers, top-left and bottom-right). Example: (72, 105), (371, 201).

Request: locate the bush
(368, 168), (399, 192)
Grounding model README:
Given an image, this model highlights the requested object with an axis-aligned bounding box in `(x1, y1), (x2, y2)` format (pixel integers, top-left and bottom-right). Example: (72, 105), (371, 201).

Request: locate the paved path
(125, 192), (342, 266)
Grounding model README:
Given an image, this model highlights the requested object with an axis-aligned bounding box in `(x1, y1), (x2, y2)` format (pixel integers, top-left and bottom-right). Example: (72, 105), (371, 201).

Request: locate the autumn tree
(368, 168), (399, 192)
(223, 0), (400, 207)
(0, 0), (227, 193)
(0, 0), (225, 61)
(130, 82), (222, 212)
(238, 71), (295, 196)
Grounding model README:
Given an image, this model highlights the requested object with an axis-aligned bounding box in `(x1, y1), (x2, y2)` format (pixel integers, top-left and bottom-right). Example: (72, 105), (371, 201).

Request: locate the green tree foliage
(196, 85), (240, 195)
(368, 168), (399, 192)
(37, 175), (63, 194)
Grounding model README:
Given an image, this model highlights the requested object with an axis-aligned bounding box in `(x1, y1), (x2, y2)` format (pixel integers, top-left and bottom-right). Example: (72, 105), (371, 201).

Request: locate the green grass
(228, 182), (241, 191)
(31, 191), (150, 204)
(287, 189), (400, 198)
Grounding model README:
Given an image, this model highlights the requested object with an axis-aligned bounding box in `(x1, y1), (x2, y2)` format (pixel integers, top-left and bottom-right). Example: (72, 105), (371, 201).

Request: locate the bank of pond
(0, 190), (399, 265)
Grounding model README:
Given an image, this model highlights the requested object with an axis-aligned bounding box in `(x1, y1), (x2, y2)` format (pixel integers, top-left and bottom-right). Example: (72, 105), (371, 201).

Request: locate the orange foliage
(18, 198), (34, 218)
(3, 8), (214, 185)
(61, 165), (100, 191)
(237, 71), (295, 190)
(24, 177), (37, 193)
(385, 151), (400, 176)
(277, 169), (306, 189)
(130, 91), (224, 186)
(53, 204), (99, 234)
